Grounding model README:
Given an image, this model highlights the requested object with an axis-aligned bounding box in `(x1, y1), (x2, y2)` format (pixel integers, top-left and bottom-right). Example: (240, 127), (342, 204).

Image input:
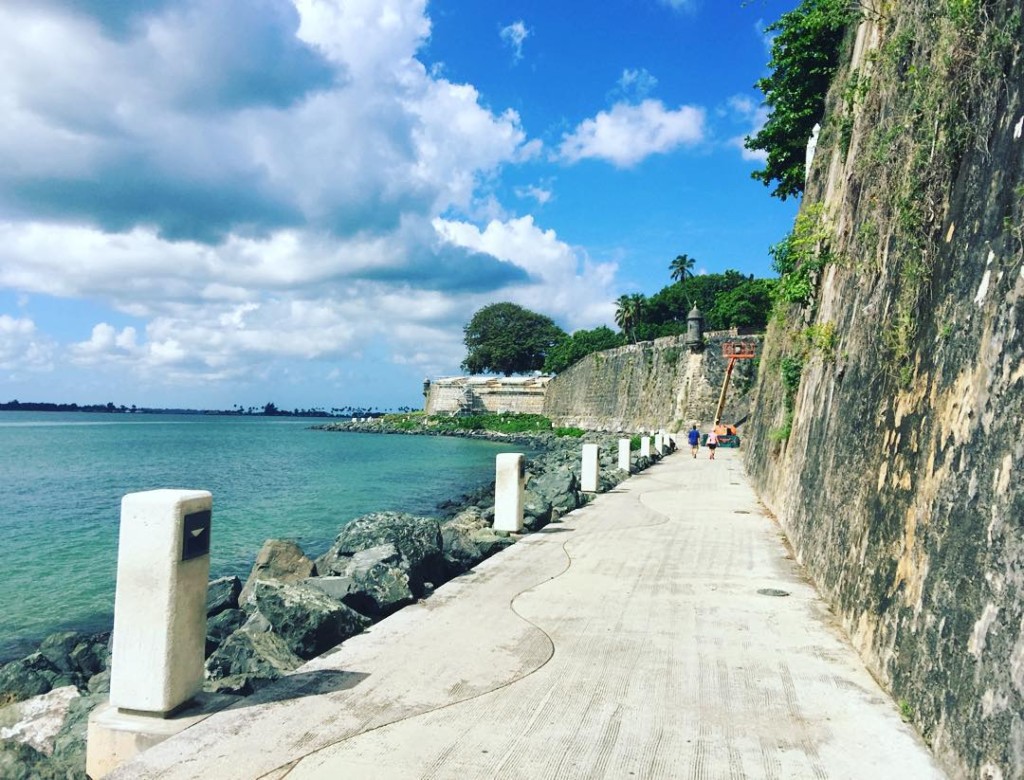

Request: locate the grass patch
(554, 427), (586, 438)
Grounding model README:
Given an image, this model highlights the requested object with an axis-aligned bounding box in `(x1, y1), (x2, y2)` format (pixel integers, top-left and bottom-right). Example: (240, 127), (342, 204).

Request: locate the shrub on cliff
(745, 0), (857, 199)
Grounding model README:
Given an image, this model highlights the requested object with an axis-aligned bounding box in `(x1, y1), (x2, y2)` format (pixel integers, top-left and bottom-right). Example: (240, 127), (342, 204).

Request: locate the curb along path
(115, 449), (945, 780)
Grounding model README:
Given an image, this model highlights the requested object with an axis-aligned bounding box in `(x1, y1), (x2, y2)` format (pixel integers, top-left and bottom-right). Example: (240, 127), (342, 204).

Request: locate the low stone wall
(543, 333), (760, 432)
(423, 376), (550, 416)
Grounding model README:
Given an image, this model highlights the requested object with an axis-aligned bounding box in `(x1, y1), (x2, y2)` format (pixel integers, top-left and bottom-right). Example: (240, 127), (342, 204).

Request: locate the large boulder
(440, 509), (515, 575)
(306, 544), (415, 618)
(245, 581), (369, 659)
(204, 616), (303, 687)
(0, 654), (60, 706)
(527, 467), (581, 517)
(0, 685), (80, 757)
(317, 512), (444, 597)
(240, 540), (316, 605)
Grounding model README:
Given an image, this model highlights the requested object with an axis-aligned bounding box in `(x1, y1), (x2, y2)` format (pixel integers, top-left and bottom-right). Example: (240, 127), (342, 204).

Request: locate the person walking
(687, 424), (700, 458)
(706, 428), (719, 460)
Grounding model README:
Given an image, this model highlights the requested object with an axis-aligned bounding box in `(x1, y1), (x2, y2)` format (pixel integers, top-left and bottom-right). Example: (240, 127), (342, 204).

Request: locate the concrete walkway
(114, 449), (945, 780)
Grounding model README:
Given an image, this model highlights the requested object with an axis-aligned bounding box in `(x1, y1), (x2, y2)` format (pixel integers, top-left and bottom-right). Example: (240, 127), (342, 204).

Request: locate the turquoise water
(0, 412), (518, 660)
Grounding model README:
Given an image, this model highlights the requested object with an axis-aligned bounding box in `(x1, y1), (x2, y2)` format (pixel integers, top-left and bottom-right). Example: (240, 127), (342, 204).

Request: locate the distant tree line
(0, 400), (415, 417)
(461, 259), (777, 376)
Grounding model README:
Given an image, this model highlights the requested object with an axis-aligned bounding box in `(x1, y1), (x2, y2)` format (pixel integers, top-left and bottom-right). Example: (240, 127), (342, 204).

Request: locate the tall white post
(654, 433), (663, 453)
(493, 453), (525, 533)
(88, 489), (238, 780)
(640, 436), (651, 458)
(581, 443), (600, 493)
(618, 438), (631, 472)
(110, 489), (212, 715)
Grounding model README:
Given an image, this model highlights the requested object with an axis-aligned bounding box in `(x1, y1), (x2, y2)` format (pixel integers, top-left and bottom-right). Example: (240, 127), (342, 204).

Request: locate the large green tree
(462, 302), (566, 376)
(744, 0), (856, 199)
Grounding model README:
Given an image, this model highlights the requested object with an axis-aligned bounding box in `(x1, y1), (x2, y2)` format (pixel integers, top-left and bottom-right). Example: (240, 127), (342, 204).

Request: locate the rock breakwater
(0, 425), (666, 777)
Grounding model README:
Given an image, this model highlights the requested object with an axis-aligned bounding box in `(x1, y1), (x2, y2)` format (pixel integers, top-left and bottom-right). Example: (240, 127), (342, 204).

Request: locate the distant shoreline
(0, 402), (395, 419)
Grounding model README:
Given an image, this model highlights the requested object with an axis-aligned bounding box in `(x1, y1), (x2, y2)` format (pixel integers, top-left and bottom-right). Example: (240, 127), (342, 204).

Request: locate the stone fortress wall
(423, 331), (760, 433)
(542, 331), (760, 432)
(741, 6), (1024, 778)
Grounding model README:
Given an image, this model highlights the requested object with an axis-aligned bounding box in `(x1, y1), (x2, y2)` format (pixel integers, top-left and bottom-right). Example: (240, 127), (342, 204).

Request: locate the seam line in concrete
(267, 534), (577, 779)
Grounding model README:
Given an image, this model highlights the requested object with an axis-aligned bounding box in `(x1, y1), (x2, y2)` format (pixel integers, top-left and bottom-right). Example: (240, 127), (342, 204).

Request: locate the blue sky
(0, 0), (798, 411)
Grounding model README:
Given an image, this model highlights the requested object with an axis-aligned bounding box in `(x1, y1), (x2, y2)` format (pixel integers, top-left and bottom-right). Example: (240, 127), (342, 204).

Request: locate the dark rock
(440, 509), (515, 575)
(204, 620), (303, 686)
(68, 633), (109, 680)
(206, 576), (242, 617)
(48, 691), (104, 778)
(527, 467), (581, 515)
(205, 608), (247, 657)
(205, 675), (255, 696)
(0, 740), (74, 780)
(246, 581), (369, 659)
(240, 539), (317, 605)
(86, 669), (110, 695)
(0, 654), (60, 705)
(37, 633), (80, 675)
(306, 544), (415, 618)
(317, 512), (444, 597)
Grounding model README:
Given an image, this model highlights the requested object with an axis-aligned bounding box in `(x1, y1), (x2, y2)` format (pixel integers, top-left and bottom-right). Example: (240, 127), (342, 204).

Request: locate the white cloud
(500, 20), (530, 62)
(725, 93), (769, 163)
(70, 323), (140, 366)
(0, 0), (587, 393)
(515, 184), (553, 206)
(0, 315), (54, 372)
(433, 216), (617, 331)
(559, 100), (706, 168)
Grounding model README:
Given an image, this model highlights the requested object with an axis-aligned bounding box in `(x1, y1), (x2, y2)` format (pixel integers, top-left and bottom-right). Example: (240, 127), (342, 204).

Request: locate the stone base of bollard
(86, 694), (237, 778)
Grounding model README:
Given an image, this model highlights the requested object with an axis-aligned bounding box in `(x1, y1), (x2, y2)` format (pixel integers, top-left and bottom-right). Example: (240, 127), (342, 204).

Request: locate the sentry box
(109, 489), (212, 716)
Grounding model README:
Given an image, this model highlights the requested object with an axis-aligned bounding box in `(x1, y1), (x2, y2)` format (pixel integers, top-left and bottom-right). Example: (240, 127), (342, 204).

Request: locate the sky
(0, 0), (800, 411)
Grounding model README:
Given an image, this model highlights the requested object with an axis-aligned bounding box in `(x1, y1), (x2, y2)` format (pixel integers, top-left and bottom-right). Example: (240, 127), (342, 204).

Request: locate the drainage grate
(757, 588), (791, 597)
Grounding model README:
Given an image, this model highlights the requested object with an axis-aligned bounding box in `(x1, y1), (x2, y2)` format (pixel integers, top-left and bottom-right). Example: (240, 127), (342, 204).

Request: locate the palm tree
(669, 254), (696, 282)
(615, 293), (647, 343)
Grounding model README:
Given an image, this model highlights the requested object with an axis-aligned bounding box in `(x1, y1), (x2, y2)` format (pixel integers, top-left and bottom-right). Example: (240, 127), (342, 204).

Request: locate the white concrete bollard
(618, 438), (631, 472)
(654, 433), (663, 453)
(493, 453), (525, 533)
(581, 443), (600, 492)
(88, 489), (221, 779)
(109, 489), (213, 715)
(640, 436), (651, 458)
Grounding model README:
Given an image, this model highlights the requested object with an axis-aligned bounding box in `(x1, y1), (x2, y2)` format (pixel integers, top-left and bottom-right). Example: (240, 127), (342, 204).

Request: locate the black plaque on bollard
(181, 510), (211, 561)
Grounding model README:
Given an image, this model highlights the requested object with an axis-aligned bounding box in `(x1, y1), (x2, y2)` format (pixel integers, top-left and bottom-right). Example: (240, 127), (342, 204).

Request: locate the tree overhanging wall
(744, 3), (1023, 777)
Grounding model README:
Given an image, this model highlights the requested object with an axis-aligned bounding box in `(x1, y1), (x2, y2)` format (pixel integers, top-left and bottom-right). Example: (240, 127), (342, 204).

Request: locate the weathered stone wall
(543, 333), (759, 431)
(423, 376), (550, 416)
(744, 5), (1024, 778)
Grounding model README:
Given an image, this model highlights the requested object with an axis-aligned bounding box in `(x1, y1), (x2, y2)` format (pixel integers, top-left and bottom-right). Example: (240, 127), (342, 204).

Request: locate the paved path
(115, 449), (945, 779)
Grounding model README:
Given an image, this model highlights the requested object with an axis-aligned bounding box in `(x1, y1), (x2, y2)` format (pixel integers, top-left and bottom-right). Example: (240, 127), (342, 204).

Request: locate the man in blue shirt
(687, 424), (700, 458)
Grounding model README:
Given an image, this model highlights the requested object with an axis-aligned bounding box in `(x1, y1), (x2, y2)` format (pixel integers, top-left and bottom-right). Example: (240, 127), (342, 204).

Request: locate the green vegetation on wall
(770, 203), (834, 310)
(544, 326), (624, 374)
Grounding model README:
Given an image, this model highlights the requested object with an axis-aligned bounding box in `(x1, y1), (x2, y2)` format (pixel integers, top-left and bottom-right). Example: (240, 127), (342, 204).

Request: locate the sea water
(0, 412), (520, 660)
